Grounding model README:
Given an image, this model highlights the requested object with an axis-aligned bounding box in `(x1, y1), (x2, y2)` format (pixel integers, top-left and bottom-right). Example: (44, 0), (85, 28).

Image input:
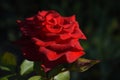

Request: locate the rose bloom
(16, 10), (86, 72)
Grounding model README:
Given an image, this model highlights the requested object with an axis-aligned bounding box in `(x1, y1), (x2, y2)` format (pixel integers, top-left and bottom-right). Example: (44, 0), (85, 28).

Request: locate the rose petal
(65, 51), (85, 63)
(73, 41), (84, 50)
(32, 37), (55, 47)
(60, 33), (71, 40)
(70, 39), (84, 50)
(62, 15), (76, 25)
(26, 17), (34, 21)
(71, 22), (87, 39)
(38, 11), (48, 17)
(70, 15), (76, 21)
(46, 14), (57, 25)
(39, 47), (63, 61)
(16, 38), (40, 61)
(46, 24), (62, 33)
(45, 33), (58, 37)
(21, 46), (40, 61)
(40, 55), (67, 72)
(46, 39), (83, 55)
(47, 41), (72, 52)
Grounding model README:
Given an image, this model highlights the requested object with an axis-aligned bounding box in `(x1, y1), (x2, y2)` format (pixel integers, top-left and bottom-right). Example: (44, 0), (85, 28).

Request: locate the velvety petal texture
(16, 10), (86, 72)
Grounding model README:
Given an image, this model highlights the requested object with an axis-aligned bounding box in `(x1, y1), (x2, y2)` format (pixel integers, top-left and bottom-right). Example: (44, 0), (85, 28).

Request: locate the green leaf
(0, 65), (11, 71)
(0, 74), (16, 80)
(20, 60), (33, 75)
(0, 52), (17, 66)
(0, 77), (8, 80)
(28, 76), (41, 80)
(70, 58), (100, 72)
(54, 71), (70, 80)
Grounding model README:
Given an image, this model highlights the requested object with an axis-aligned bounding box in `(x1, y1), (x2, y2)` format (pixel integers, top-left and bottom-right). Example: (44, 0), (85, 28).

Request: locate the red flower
(16, 10), (86, 72)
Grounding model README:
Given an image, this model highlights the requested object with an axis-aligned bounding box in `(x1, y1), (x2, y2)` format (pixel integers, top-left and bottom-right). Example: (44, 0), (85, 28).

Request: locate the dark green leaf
(0, 52), (17, 66)
(0, 65), (11, 71)
(0, 74), (16, 80)
(0, 77), (8, 80)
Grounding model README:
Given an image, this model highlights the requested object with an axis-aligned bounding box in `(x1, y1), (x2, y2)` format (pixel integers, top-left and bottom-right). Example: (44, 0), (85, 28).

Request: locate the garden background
(0, 0), (120, 80)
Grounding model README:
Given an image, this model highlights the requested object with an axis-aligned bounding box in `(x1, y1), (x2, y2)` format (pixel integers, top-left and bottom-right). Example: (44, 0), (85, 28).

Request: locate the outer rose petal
(39, 47), (63, 61)
(71, 22), (87, 39)
(60, 33), (71, 40)
(47, 39), (83, 51)
(17, 19), (41, 37)
(38, 11), (48, 17)
(15, 38), (41, 61)
(62, 23), (75, 33)
(62, 15), (76, 25)
(65, 51), (85, 63)
(21, 46), (40, 61)
(40, 51), (85, 72)
(32, 37), (55, 47)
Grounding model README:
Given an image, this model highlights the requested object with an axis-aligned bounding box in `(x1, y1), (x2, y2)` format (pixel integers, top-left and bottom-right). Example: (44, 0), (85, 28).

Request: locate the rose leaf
(28, 76), (41, 80)
(54, 71), (70, 80)
(20, 59), (34, 75)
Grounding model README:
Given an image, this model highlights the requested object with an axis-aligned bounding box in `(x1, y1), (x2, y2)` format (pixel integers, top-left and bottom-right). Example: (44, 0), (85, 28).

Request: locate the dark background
(0, 0), (120, 80)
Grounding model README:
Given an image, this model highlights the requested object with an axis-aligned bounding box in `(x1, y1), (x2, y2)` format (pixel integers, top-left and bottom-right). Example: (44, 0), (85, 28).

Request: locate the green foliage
(0, 52), (17, 72)
(28, 76), (41, 80)
(0, 77), (8, 80)
(54, 71), (70, 80)
(0, 52), (17, 66)
(0, 74), (16, 80)
(0, 52), (35, 80)
(20, 60), (33, 75)
(0, 65), (11, 72)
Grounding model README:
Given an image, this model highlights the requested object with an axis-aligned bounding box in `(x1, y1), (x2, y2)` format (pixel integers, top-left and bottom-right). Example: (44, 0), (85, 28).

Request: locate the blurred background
(0, 0), (120, 80)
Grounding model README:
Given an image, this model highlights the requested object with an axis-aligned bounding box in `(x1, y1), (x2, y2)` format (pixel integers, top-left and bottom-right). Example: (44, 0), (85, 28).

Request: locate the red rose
(16, 10), (86, 72)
